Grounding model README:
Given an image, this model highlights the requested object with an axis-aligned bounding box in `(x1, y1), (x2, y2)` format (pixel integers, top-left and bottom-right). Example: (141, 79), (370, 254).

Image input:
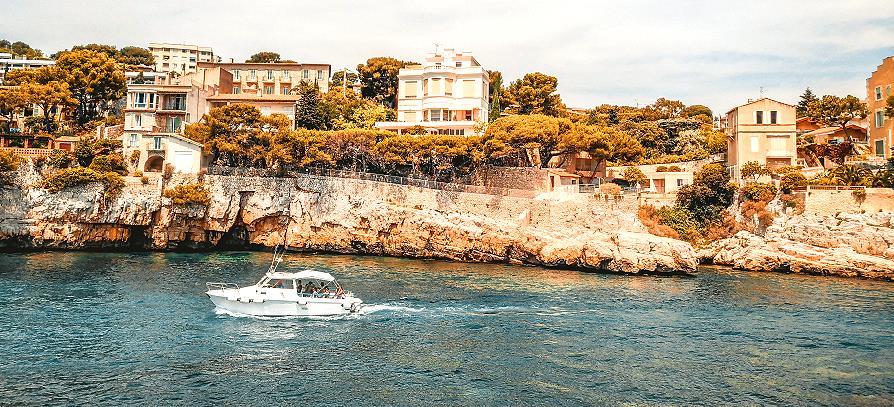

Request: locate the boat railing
(206, 282), (239, 290)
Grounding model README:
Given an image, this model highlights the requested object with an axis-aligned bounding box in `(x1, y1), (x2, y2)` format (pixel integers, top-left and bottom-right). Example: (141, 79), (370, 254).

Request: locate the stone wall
(800, 188), (894, 216)
(469, 166), (550, 191)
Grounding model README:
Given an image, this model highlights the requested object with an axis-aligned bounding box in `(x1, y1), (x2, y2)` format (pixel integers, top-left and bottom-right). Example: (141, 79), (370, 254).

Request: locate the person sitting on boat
(304, 283), (317, 295)
(320, 285), (331, 296)
(295, 281), (304, 293)
(335, 285), (345, 299)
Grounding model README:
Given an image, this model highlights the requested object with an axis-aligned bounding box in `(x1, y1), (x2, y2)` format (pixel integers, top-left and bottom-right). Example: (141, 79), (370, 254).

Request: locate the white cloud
(2, 0), (892, 113)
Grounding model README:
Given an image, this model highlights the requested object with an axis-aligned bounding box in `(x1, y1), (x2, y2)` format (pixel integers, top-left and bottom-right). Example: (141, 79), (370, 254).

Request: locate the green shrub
(0, 150), (21, 172)
(46, 149), (74, 169)
(741, 183), (777, 201)
(656, 165), (668, 172)
(40, 167), (124, 198)
(780, 172), (808, 193)
(88, 153), (127, 175)
(774, 165), (802, 176)
(130, 150), (141, 166)
(871, 169), (894, 188)
(163, 183), (211, 206)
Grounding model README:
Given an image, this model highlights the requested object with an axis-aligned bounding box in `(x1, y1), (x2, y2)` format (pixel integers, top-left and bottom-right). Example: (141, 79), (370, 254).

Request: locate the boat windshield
(261, 278), (294, 289)
(295, 280), (345, 298)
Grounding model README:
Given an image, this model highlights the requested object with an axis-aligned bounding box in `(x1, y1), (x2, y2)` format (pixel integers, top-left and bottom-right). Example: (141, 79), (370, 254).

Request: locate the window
(267, 70), (273, 80)
(887, 85), (892, 97)
(770, 110), (778, 124)
(316, 70), (323, 80)
(133, 114), (142, 127)
(152, 136), (163, 150)
(165, 95), (185, 110)
(677, 179), (687, 187)
(755, 111), (764, 124)
(876, 86), (883, 101)
(233, 70), (240, 80)
(430, 109), (441, 121)
(282, 70), (290, 80)
(281, 86), (291, 95)
(445, 79), (454, 96)
(462, 80), (475, 98)
(430, 78), (442, 95)
(264, 85), (274, 94)
(456, 62), (462, 67)
(133, 92), (148, 108)
(435, 62), (442, 68)
(233, 86), (241, 94)
(250, 70), (256, 80)
(877, 111), (885, 128)
(303, 69), (309, 79)
(768, 136), (788, 155)
(750, 135), (759, 153)
(129, 134), (139, 147)
(423, 79), (428, 96)
(166, 117), (182, 133)
(403, 81), (417, 98)
(876, 140), (886, 157)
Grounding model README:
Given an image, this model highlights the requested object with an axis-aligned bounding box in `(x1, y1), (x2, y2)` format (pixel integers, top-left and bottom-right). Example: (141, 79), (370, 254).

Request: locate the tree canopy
(0, 39), (44, 59)
(357, 57), (414, 108)
(807, 94), (868, 142)
(246, 52), (282, 63)
(503, 72), (564, 116)
(797, 87), (818, 117)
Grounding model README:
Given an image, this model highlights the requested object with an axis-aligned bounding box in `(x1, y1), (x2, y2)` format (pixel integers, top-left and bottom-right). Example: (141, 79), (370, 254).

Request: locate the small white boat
(206, 269), (363, 317)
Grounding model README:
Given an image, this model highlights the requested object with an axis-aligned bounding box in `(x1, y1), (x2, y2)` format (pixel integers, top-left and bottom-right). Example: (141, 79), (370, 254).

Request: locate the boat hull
(207, 290), (362, 317)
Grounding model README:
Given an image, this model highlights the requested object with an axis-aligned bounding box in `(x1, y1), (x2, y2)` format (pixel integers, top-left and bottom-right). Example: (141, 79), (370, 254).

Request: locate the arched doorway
(145, 156), (164, 172)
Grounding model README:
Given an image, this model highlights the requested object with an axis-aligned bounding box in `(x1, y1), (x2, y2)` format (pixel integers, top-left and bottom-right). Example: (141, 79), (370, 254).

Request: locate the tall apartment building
(149, 43), (216, 74)
(0, 52), (55, 84)
(375, 48), (490, 136)
(725, 98), (797, 182)
(197, 61), (331, 94)
(867, 56), (893, 158)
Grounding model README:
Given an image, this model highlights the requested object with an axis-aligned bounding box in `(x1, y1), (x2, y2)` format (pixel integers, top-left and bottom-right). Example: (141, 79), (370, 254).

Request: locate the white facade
(149, 43), (216, 74)
(376, 48), (489, 136)
(0, 53), (55, 84)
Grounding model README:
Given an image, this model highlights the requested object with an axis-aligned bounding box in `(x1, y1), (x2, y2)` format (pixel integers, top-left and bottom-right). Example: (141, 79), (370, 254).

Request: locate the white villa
(375, 48), (490, 136)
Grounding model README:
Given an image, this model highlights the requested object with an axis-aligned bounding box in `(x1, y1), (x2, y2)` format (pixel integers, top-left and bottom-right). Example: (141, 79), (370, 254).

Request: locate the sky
(3, 0), (893, 114)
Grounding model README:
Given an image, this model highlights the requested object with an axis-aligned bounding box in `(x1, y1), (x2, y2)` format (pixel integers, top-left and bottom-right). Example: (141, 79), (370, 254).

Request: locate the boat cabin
(257, 270), (345, 298)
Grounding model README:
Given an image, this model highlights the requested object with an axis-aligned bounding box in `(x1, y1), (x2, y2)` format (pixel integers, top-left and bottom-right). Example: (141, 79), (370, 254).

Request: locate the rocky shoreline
(0, 168), (698, 275)
(701, 211), (894, 280)
(3, 167), (893, 280)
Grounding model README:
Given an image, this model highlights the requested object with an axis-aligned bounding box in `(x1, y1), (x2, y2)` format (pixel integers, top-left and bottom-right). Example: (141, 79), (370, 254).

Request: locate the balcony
(159, 101), (186, 112)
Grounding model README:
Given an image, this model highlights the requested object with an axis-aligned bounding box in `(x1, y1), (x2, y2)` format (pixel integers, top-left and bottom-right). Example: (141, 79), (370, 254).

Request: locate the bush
(780, 172), (808, 193)
(773, 165), (802, 176)
(676, 163), (736, 225)
(130, 150), (141, 166)
(46, 149), (74, 169)
(740, 183), (777, 202)
(40, 167), (124, 198)
(140, 176), (149, 185)
(599, 182), (622, 195)
(0, 150), (21, 172)
(134, 170), (143, 177)
(740, 161), (769, 181)
(621, 167), (646, 187)
(163, 183), (211, 206)
(163, 163), (174, 180)
(656, 165), (668, 172)
(88, 153), (127, 175)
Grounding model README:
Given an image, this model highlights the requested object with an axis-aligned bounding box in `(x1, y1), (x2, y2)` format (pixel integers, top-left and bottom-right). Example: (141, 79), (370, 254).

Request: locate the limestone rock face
(702, 212), (894, 280)
(0, 172), (698, 275)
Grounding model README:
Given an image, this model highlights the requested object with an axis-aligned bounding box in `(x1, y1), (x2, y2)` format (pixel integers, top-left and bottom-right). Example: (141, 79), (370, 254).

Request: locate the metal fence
(206, 166), (540, 198)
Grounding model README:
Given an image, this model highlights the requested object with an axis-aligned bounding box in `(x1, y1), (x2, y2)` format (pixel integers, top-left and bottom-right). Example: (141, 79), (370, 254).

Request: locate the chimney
(229, 58), (234, 63)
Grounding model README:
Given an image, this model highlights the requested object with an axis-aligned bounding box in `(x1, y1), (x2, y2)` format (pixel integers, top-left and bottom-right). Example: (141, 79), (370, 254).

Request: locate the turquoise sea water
(0, 252), (892, 406)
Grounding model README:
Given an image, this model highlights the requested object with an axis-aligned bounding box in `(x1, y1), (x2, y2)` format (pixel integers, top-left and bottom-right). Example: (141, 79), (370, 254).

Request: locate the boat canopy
(265, 269), (336, 282)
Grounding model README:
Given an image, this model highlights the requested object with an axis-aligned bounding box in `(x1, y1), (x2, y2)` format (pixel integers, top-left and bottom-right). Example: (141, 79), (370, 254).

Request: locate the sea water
(0, 252), (892, 406)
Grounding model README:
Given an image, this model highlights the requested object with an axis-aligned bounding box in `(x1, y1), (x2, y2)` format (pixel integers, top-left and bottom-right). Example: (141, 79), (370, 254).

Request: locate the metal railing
(206, 166), (540, 198)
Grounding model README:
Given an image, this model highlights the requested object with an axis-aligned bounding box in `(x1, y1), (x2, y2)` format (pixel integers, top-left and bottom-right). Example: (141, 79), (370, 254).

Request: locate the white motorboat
(206, 269), (363, 317)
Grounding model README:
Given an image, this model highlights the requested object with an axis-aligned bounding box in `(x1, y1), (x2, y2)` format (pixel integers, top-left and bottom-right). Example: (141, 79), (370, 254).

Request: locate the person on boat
(320, 285), (331, 296)
(296, 281), (304, 294)
(335, 285), (345, 299)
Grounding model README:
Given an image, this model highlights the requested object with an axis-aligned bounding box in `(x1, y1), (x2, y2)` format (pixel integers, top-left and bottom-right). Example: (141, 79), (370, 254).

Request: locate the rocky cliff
(0, 168), (698, 275)
(702, 212), (894, 280)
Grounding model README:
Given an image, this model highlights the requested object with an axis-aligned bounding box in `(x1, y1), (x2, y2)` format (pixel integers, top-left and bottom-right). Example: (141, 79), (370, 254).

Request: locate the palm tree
(830, 164), (872, 186)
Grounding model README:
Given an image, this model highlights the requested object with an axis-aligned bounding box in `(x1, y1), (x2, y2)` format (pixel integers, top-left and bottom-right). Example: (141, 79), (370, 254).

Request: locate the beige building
(149, 43), (216, 74)
(725, 98), (797, 181)
(376, 48), (490, 136)
(197, 61), (331, 95)
(867, 56), (893, 158)
(122, 74), (212, 173)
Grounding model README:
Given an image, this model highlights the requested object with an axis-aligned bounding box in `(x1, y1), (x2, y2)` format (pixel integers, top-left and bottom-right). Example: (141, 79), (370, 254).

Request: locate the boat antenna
(267, 185), (293, 274)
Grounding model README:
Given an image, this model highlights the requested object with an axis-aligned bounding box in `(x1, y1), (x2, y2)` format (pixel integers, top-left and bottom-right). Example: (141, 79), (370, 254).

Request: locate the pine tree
(294, 82), (323, 130)
(797, 87), (818, 118)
